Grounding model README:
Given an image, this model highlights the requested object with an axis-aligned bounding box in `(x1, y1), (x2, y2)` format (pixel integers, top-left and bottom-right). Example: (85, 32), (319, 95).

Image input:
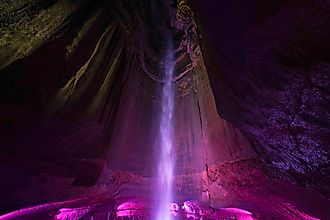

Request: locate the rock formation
(0, 0), (329, 219)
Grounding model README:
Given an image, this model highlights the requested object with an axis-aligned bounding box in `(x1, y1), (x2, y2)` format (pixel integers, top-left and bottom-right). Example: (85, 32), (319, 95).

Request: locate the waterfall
(156, 37), (175, 220)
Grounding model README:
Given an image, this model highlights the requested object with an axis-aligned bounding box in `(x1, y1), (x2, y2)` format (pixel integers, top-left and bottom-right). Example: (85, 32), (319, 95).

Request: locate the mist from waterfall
(155, 37), (175, 220)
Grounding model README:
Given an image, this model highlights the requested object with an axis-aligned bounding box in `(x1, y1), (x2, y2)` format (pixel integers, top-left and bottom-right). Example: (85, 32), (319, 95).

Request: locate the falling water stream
(156, 38), (175, 220)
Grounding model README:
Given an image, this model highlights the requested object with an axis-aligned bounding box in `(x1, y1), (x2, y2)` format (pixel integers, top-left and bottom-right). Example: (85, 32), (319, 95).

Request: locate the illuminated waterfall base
(155, 39), (175, 220)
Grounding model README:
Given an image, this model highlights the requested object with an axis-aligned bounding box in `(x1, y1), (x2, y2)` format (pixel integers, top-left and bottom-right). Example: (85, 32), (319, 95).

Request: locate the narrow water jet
(155, 37), (175, 220)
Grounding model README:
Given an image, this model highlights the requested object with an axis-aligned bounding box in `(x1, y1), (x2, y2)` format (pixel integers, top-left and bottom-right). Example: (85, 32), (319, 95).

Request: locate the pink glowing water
(156, 38), (175, 220)
(0, 197), (322, 219)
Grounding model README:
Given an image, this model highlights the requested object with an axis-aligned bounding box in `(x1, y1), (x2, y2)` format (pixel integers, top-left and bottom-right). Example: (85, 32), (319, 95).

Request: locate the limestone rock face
(0, 0), (329, 219)
(190, 0), (330, 196)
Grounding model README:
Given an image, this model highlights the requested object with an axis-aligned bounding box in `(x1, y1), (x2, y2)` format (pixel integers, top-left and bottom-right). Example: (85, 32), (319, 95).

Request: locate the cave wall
(0, 0), (329, 219)
(0, 0), (127, 211)
(190, 0), (330, 195)
(0, 0), (254, 212)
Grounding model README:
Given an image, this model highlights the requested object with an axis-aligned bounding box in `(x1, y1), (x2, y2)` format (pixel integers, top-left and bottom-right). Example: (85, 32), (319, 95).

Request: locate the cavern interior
(0, 0), (329, 219)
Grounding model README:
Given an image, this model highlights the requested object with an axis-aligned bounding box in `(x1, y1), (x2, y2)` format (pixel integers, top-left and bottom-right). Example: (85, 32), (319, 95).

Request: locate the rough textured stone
(190, 0), (330, 197)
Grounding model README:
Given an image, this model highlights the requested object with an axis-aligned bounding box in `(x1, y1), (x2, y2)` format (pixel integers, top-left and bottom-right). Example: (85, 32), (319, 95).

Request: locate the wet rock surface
(0, 160), (326, 219)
